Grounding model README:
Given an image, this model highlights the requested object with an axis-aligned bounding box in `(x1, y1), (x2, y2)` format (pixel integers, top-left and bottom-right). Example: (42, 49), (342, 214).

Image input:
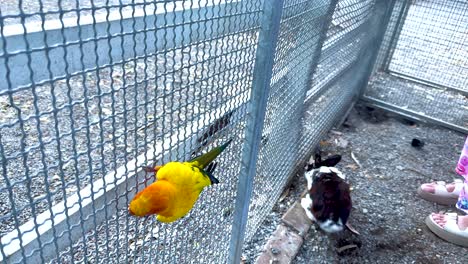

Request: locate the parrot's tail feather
(189, 139), (232, 169)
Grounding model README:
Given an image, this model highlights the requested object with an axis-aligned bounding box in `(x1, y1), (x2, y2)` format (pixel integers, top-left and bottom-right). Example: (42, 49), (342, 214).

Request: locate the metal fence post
(267, 0), (339, 196)
(375, 0), (411, 72)
(304, 0), (339, 96)
(356, 0), (399, 99)
(288, 0), (339, 167)
(227, 0), (284, 263)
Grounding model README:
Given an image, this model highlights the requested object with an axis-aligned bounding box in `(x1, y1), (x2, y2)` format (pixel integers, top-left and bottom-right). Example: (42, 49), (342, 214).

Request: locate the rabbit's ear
(305, 163), (314, 171)
(305, 152), (322, 171)
(320, 154), (341, 167)
(314, 153), (322, 166)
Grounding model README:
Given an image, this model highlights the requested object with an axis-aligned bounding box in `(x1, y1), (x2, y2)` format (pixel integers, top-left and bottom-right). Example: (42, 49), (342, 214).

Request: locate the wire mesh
(241, 0), (336, 242)
(0, 0), (395, 263)
(388, 0), (468, 92)
(364, 0), (468, 133)
(308, 0), (375, 101)
(243, 0), (382, 242)
(0, 0), (261, 263)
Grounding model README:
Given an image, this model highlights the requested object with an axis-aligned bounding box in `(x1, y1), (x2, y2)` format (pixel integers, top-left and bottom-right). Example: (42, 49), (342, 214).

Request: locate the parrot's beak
(128, 206), (135, 216)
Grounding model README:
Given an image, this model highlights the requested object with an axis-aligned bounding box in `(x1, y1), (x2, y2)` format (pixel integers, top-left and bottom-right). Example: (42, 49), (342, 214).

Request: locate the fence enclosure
(3, 0), (465, 263)
(365, 0), (468, 133)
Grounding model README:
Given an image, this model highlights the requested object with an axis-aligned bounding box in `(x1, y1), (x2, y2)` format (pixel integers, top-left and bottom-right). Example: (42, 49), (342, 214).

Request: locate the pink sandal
(417, 179), (463, 205)
(425, 213), (468, 247)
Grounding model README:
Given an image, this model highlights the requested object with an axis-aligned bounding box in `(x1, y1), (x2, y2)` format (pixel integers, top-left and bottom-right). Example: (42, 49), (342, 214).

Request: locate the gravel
(244, 104), (468, 263)
(365, 0), (468, 130)
(2, 0), (467, 262)
(365, 72), (468, 128)
(0, 31), (257, 240)
(388, 0), (468, 92)
(0, 1), (179, 26)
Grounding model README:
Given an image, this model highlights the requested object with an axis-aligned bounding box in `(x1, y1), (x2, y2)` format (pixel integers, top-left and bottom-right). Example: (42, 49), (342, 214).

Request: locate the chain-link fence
(365, 0), (468, 133)
(0, 0), (395, 263)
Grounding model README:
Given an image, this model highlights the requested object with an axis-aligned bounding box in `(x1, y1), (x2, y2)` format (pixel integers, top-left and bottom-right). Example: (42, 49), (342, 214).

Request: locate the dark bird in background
(411, 138), (425, 149)
(301, 153), (352, 233)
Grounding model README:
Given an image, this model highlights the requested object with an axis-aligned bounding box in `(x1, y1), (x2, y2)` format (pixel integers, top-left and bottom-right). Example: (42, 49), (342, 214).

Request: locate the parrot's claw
(143, 166), (156, 173)
(142, 165), (163, 173)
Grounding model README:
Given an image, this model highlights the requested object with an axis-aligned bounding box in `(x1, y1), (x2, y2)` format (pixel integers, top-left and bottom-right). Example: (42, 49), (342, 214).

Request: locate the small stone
(223, 207), (233, 218)
(330, 130), (343, 135)
(335, 138), (349, 148)
(270, 247), (280, 255)
(363, 209), (368, 213)
(396, 165), (404, 170)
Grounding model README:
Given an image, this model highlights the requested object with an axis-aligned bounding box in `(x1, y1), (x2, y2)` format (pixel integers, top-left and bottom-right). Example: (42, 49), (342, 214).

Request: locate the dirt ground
(245, 104), (468, 263)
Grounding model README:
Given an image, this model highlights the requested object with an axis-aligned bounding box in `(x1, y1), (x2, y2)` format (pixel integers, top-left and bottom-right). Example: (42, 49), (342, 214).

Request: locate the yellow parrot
(128, 140), (231, 223)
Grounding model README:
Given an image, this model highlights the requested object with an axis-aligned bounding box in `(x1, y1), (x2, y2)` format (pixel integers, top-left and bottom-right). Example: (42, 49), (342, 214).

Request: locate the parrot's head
(128, 180), (175, 217)
(128, 191), (144, 216)
(128, 205), (136, 216)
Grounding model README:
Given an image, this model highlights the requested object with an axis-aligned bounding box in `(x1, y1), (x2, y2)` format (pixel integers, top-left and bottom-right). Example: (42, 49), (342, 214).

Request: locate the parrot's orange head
(128, 180), (175, 217)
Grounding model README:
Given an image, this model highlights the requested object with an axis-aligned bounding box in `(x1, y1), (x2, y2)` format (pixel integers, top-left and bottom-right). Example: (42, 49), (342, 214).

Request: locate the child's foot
(431, 213), (468, 230)
(425, 213), (468, 247)
(417, 180), (463, 205)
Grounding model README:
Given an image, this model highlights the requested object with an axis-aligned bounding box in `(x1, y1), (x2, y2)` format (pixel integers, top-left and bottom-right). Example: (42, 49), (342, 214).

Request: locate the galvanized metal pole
(356, 0), (399, 99)
(227, 0), (284, 263)
(379, 0), (411, 72)
(304, 0), (339, 92)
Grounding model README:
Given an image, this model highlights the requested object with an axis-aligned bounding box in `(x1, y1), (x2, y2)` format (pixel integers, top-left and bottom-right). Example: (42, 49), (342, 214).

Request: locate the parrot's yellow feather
(128, 141), (231, 222)
(129, 161), (214, 222)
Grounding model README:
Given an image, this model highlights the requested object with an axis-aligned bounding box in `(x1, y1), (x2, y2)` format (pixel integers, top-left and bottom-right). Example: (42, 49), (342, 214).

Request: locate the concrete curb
(255, 201), (312, 264)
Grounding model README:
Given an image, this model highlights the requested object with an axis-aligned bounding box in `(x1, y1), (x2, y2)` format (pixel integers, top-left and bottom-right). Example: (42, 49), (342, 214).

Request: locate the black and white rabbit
(301, 153), (352, 233)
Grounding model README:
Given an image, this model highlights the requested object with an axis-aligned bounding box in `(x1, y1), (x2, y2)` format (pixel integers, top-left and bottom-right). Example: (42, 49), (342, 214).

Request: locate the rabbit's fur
(301, 154), (352, 233)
